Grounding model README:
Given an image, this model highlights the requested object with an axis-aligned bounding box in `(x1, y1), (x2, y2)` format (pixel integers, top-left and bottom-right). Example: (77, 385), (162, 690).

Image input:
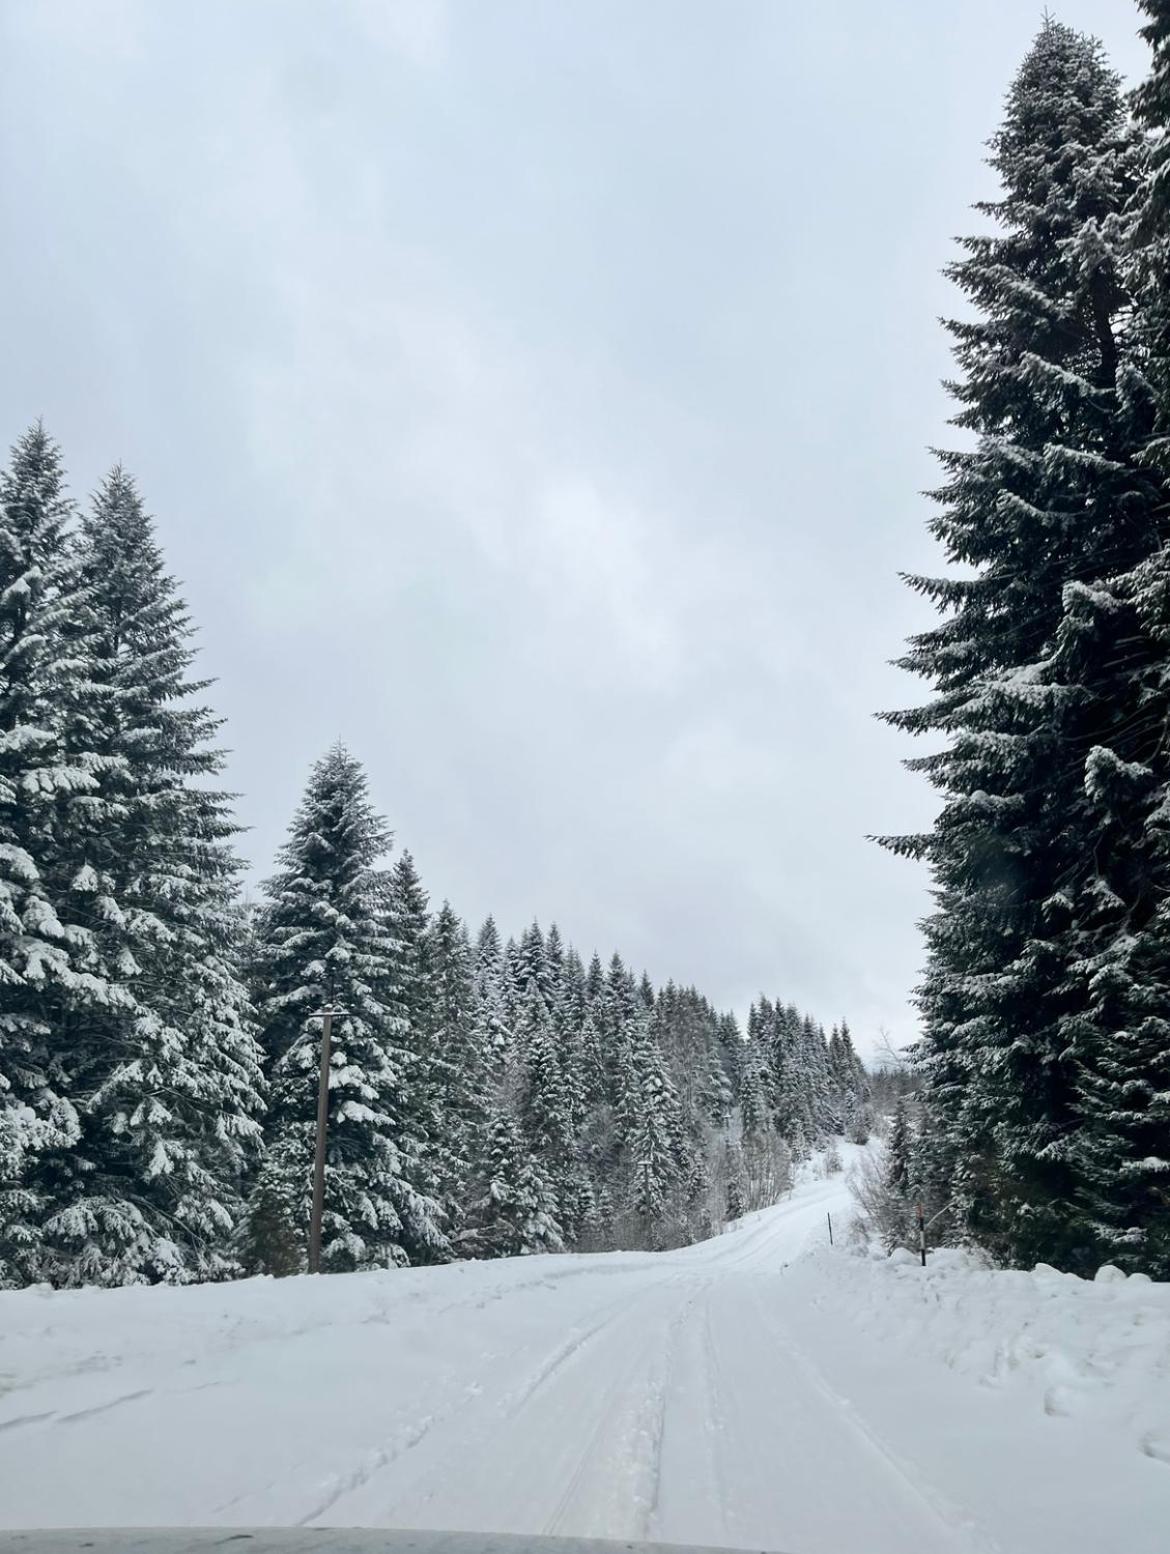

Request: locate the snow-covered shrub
(850, 1147), (915, 1253)
(741, 1132), (793, 1210)
(846, 1105), (874, 1145)
(820, 1142), (843, 1177)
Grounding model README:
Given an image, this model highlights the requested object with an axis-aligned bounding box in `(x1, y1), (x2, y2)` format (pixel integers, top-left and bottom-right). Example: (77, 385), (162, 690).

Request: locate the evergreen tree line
(0, 433), (864, 1285)
(883, 7), (1170, 1278)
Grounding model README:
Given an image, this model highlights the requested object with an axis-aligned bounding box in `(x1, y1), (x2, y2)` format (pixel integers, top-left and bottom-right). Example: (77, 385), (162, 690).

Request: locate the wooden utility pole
(308, 1008), (335, 1275)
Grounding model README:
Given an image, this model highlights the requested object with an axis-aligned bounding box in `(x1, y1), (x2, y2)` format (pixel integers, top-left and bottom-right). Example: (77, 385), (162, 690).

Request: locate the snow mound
(789, 1238), (1170, 1475)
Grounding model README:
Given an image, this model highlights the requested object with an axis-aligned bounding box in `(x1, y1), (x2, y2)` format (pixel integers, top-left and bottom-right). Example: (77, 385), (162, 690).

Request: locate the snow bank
(828, 1245), (1169, 1462)
(780, 1240), (1170, 1554)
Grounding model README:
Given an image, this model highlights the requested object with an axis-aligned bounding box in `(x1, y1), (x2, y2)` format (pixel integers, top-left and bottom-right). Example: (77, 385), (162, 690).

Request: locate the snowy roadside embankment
(780, 1238), (1170, 1554)
(873, 1249), (1168, 1462)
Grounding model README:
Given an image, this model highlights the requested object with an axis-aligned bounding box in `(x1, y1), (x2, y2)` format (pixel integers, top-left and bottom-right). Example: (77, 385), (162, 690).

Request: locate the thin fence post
(916, 1202), (926, 1267)
(826, 1211), (833, 1246)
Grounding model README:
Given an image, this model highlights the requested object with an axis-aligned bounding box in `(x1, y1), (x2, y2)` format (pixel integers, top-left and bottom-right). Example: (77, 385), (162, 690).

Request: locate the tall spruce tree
(388, 851), (432, 1042)
(799, 1017), (833, 1140)
(250, 746), (446, 1272)
(32, 467), (264, 1286)
(1062, 5), (1170, 1276)
(584, 951), (605, 1004)
(513, 920), (549, 1012)
(768, 1003), (809, 1149)
(465, 1111), (563, 1257)
(627, 1011), (682, 1235)
(886, 1098), (914, 1190)
(0, 427), (108, 1285)
(385, 850), (445, 1216)
(1135, 2), (1170, 415)
(472, 915), (513, 1077)
(516, 986), (575, 1230)
(882, 21), (1167, 1270)
(427, 901), (485, 1231)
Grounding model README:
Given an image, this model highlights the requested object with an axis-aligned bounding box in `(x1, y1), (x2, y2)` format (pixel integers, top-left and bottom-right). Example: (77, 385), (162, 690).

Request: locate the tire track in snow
(56, 1388), (154, 1425)
(745, 1280), (989, 1553)
(697, 1292), (733, 1532)
(543, 1274), (706, 1542)
(221, 1277), (642, 1522)
(539, 1358), (634, 1537)
(636, 1277), (704, 1542)
(0, 1410), (55, 1434)
(645, 1280), (743, 1550)
(501, 1285), (649, 1417)
(294, 1415), (440, 1526)
(302, 1271), (685, 1529)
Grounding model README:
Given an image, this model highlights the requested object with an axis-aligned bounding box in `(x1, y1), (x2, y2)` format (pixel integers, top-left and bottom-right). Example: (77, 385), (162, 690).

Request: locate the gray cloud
(0, 0), (1150, 1051)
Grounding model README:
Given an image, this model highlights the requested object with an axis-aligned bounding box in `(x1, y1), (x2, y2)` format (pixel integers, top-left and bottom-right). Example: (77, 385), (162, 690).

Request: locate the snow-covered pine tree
(513, 920), (549, 1013)
(543, 921), (566, 1014)
(465, 1111), (563, 1257)
(798, 1017), (833, 1140)
(384, 849), (446, 1222)
(574, 999), (617, 1219)
(388, 851), (432, 1047)
(908, 1095), (955, 1241)
(472, 916), (513, 1077)
(561, 946), (588, 1033)
(0, 426), (107, 1286)
(592, 1183), (615, 1246)
(32, 466), (265, 1286)
(612, 1011), (642, 1149)
(558, 945), (589, 1121)
(516, 985), (576, 1230)
(584, 950), (604, 1004)
(825, 1025), (846, 1133)
(1063, 5), (1170, 1277)
(627, 1011), (682, 1239)
(502, 935), (524, 1033)
(656, 983), (732, 1134)
(722, 1137), (746, 1222)
(1135, 2), (1170, 414)
(836, 1021), (872, 1143)
(600, 952), (638, 1077)
(703, 1043), (734, 1131)
(578, 1005), (608, 1109)
(250, 746), (446, 1273)
(426, 902), (486, 1234)
(881, 21), (1162, 1270)
(768, 1002), (809, 1150)
(886, 1098), (914, 1197)
(747, 998), (769, 1076)
(737, 1031), (769, 1140)
(715, 1010), (744, 1112)
(543, 923), (585, 1141)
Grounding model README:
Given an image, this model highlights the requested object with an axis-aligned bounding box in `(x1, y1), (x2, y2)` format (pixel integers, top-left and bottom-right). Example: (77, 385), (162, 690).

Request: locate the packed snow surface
(2, 1155), (1167, 1554)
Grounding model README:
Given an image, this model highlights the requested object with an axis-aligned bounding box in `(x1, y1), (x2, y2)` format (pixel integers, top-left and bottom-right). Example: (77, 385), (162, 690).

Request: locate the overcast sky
(0, 0), (1153, 1052)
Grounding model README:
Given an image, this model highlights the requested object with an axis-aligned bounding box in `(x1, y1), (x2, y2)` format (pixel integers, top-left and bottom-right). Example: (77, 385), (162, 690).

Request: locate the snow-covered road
(3, 1163), (1167, 1554)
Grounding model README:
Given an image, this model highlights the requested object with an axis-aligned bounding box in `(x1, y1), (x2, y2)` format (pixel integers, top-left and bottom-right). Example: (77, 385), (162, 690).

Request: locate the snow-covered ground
(2, 1154), (1167, 1554)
